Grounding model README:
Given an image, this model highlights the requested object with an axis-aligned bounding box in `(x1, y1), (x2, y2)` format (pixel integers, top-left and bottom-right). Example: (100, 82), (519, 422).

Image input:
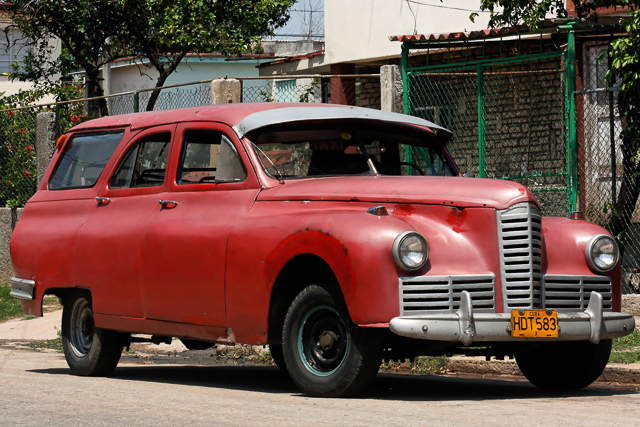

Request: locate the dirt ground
(622, 294), (640, 316)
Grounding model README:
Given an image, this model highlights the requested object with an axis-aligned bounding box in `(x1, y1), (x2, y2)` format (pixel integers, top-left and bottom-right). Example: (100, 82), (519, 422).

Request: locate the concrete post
(35, 111), (57, 187)
(210, 78), (242, 104)
(0, 207), (22, 280)
(381, 65), (404, 114)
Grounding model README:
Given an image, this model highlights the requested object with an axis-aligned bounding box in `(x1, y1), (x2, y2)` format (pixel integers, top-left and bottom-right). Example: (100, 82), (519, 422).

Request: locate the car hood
(256, 176), (538, 210)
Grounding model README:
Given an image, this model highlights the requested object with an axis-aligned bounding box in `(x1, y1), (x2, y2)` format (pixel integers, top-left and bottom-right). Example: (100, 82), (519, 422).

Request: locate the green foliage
(29, 329), (63, 352)
(115, 0), (294, 110)
(8, 1), (294, 113)
(0, 284), (25, 323)
(380, 356), (448, 375)
(609, 328), (640, 363)
(0, 85), (84, 208)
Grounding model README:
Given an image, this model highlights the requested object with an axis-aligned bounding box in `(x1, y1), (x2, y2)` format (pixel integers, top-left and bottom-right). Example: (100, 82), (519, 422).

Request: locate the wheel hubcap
(69, 298), (94, 358)
(298, 305), (348, 376)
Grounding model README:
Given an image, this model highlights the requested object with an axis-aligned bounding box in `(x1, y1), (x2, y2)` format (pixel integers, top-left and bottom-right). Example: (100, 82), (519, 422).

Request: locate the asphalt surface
(1, 348), (640, 426)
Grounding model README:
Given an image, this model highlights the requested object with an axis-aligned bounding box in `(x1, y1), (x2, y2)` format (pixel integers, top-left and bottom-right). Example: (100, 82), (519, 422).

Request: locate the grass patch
(0, 285), (62, 324)
(0, 284), (26, 323)
(609, 328), (640, 364)
(29, 329), (63, 352)
(380, 355), (447, 375)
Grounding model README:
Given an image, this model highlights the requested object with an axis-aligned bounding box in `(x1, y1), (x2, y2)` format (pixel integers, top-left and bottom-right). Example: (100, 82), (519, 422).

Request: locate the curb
(444, 357), (640, 385)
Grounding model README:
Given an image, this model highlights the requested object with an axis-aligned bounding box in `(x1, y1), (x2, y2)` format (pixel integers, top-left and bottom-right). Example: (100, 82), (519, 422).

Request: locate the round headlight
(393, 231), (428, 271)
(585, 234), (619, 272)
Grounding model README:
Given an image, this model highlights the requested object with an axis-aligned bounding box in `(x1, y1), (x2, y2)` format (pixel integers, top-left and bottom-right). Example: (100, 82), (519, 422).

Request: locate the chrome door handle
(95, 196), (111, 205)
(158, 199), (179, 208)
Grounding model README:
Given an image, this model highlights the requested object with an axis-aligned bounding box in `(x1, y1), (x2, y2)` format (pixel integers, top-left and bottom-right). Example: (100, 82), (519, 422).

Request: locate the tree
(8, 0), (293, 113)
(9, 0), (129, 115)
(117, 0), (293, 111)
(472, 0), (640, 246)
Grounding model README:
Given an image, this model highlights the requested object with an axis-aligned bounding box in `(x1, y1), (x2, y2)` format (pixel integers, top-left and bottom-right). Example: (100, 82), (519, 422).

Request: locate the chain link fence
(407, 54), (569, 216)
(0, 75), (380, 209)
(576, 43), (640, 292)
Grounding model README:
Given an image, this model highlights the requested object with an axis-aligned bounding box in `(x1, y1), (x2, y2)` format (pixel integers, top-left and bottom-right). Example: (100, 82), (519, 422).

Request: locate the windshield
(247, 122), (457, 179)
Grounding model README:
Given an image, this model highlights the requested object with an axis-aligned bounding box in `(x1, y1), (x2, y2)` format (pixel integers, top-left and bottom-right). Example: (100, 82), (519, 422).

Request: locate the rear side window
(49, 131), (124, 190)
(110, 133), (171, 188)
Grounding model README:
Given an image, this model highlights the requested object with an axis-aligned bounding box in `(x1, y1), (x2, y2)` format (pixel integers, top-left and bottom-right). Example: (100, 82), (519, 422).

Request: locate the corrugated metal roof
(389, 19), (568, 43)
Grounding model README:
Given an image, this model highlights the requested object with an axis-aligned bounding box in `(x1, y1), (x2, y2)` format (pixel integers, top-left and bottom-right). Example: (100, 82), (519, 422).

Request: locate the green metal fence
(403, 45), (573, 216)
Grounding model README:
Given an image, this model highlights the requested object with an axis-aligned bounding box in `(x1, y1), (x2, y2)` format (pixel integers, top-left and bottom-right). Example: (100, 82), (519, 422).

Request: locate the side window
(49, 131), (124, 190)
(178, 130), (247, 184)
(110, 133), (171, 189)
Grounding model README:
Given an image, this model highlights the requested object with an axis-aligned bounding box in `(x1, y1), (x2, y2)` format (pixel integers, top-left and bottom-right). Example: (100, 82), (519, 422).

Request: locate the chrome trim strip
(390, 291), (634, 345)
(9, 277), (35, 300)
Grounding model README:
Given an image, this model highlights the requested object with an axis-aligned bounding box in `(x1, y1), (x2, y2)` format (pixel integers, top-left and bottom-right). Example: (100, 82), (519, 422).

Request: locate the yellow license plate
(511, 309), (558, 338)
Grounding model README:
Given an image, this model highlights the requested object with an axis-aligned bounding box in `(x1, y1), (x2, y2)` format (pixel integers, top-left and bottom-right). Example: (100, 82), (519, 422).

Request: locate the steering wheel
(399, 161), (426, 176)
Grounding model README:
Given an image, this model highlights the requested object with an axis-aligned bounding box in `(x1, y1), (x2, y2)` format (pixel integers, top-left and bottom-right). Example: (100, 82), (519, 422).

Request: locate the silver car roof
(232, 106), (454, 142)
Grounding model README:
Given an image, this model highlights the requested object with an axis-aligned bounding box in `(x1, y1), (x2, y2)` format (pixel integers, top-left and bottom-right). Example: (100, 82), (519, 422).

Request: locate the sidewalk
(2, 310), (640, 385)
(0, 310), (61, 341)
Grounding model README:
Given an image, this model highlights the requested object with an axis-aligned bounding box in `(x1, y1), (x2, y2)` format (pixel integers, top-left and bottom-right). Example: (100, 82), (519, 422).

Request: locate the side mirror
(463, 172), (476, 178)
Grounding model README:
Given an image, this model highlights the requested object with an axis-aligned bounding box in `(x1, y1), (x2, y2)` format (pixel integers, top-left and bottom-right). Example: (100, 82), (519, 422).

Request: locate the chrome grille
(496, 202), (542, 310)
(543, 275), (612, 312)
(399, 274), (496, 315)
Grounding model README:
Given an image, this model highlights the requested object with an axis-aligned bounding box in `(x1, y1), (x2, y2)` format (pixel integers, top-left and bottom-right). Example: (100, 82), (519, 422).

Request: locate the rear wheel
(516, 340), (612, 390)
(61, 292), (125, 376)
(282, 284), (382, 397)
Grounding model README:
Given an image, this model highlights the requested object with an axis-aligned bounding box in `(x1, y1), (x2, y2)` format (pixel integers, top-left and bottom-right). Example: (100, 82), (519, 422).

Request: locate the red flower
(6, 111), (14, 118)
(25, 146), (33, 151)
(22, 171), (31, 179)
(71, 115), (79, 124)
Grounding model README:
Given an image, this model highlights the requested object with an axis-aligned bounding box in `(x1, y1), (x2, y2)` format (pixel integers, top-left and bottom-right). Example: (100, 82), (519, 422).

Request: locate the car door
(74, 125), (176, 318)
(141, 122), (261, 327)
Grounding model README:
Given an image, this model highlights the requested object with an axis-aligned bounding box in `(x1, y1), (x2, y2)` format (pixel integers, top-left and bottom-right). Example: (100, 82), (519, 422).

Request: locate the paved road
(1, 348), (639, 426)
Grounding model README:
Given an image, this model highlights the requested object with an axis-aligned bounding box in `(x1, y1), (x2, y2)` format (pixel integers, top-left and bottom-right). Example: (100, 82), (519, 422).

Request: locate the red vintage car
(10, 103), (634, 397)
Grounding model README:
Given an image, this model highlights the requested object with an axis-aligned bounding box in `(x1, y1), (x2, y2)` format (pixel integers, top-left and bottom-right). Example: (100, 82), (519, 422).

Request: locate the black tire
(516, 340), (612, 391)
(180, 339), (216, 351)
(282, 284), (382, 397)
(269, 343), (287, 373)
(61, 292), (125, 376)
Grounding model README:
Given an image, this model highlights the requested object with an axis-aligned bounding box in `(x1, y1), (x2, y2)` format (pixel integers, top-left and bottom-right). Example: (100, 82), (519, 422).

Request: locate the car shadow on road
(28, 362), (638, 401)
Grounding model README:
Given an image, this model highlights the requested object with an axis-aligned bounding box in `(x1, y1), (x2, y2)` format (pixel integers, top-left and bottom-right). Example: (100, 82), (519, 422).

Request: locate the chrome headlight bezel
(585, 234), (619, 273)
(393, 231), (428, 271)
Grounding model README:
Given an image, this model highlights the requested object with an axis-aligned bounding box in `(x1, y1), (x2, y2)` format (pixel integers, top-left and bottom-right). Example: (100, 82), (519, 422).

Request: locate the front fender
(543, 217), (621, 310)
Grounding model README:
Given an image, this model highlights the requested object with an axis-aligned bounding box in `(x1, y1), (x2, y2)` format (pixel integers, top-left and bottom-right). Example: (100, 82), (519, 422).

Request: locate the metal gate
(403, 48), (574, 216)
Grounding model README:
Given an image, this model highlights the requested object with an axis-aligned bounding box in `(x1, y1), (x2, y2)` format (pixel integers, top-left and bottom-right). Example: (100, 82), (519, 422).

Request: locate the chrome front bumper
(389, 291), (635, 346)
(9, 277), (35, 300)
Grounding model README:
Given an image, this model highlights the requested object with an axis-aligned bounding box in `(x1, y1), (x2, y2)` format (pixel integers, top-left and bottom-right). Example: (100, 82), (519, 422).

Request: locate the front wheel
(282, 284), (382, 397)
(516, 340), (612, 390)
(61, 292), (125, 376)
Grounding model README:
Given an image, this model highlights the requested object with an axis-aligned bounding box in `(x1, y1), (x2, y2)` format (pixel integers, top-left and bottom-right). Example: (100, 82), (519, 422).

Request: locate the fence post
(477, 64), (486, 178)
(210, 78), (242, 104)
(133, 91), (140, 113)
(35, 111), (57, 187)
(380, 65), (404, 114)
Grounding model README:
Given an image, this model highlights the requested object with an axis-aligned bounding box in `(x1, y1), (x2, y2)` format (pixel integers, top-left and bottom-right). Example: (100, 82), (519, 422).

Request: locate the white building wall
(108, 59), (268, 94)
(324, 0), (492, 64)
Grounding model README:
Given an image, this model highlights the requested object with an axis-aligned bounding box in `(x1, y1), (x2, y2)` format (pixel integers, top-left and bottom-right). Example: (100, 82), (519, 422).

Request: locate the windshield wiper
(357, 143), (379, 176)
(252, 142), (284, 184)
